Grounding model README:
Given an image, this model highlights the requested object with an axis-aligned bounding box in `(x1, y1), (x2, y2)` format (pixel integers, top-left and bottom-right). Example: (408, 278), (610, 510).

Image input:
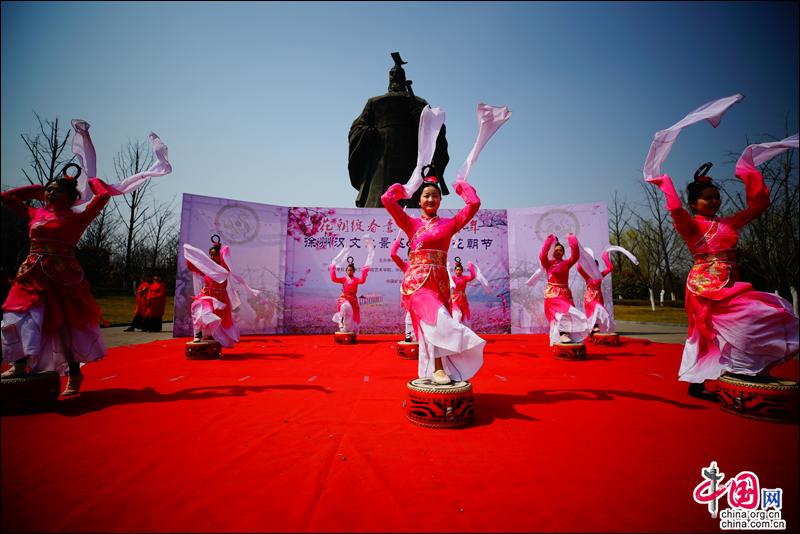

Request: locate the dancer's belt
(202, 287), (228, 299)
(29, 238), (76, 257)
(545, 282), (571, 299)
(693, 251), (736, 265)
(409, 249), (447, 268)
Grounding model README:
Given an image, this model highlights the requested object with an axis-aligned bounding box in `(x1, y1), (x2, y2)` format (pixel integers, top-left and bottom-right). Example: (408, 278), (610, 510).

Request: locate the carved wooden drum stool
(590, 332), (620, 346)
(185, 339), (221, 360)
(334, 331), (357, 344)
(717, 374), (798, 423)
(396, 341), (419, 360)
(553, 342), (588, 361)
(404, 378), (474, 428)
(1, 371), (61, 414)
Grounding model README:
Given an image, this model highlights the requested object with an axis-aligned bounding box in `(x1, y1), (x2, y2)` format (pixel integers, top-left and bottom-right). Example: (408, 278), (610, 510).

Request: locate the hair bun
(694, 162), (713, 183)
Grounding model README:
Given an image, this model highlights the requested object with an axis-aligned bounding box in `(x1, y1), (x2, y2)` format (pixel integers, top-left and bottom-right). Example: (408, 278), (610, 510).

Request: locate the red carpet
(2, 334), (798, 532)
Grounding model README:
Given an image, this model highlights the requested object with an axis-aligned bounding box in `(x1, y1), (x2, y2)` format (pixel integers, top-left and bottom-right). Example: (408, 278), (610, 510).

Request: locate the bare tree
(633, 181), (689, 302)
(20, 112), (75, 185)
(608, 190), (632, 248)
(111, 139), (155, 285)
(145, 198), (177, 269)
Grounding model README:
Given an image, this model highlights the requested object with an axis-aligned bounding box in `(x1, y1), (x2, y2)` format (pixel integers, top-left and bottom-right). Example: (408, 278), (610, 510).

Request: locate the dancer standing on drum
(539, 233), (592, 345)
(647, 161), (799, 398)
(390, 233), (416, 342)
(576, 246), (638, 335)
(329, 240), (374, 334)
(0, 166), (110, 395)
(1, 120), (171, 396)
(184, 236), (241, 348)
(450, 257), (477, 324)
(383, 168), (486, 385)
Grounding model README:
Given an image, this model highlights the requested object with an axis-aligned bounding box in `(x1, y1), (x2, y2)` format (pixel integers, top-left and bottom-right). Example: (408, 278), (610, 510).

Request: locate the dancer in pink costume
(1, 167), (110, 395)
(390, 234), (416, 342)
(576, 246), (638, 334)
(328, 243), (374, 332)
(184, 237), (241, 348)
(449, 257), (476, 324)
(647, 163), (799, 398)
(382, 169), (486, 385)
(539, 233), (592, 345)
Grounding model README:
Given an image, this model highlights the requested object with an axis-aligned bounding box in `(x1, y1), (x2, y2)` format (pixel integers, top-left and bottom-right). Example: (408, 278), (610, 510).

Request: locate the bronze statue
(348, 53), (449, 208)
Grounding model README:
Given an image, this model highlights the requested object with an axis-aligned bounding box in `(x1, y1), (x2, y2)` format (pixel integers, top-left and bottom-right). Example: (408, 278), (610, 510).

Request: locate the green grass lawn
(611, 304), (687, 325)
(96, 295), (175, 325)
(96, 295), (685, 327)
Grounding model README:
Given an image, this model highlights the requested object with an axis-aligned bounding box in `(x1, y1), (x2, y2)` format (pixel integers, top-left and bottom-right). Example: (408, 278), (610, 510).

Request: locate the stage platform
(2, 333), (797, 532)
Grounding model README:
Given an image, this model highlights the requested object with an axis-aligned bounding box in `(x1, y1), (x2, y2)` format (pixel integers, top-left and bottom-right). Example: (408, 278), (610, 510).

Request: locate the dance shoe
(1, 362), (27, 379)
(62, 373), (84, 396)
(432, 369), (452, 385)
(559, 333), (572, 343)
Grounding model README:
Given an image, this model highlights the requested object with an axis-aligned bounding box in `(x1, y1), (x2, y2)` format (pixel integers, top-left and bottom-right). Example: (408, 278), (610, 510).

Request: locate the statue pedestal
(591, 332), (620, 346)
(185, 340), (221, 360)
(717, 374), (798, 423)
(553, 342), (588, 361)
(334, 331), (357, 344)
(396, 341), (419, 360)
(404, 378), (474, 428)
(1, 372), (61, 414)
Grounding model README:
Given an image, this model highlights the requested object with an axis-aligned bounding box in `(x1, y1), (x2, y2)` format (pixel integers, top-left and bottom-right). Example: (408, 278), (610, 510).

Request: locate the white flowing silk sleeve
(403, 105), (446, 198)
(735, 134), (799, 175)
(525, 267), (544, 286)
(603, 245), (639, 266)
(363, 234), (375, 268)
(183, 243), (229, 283)
(454, 103), (512, 183)
(642, 94), (744, 181)
(71, 119), (173, 205)
(578, 247), (602, 280)
(221, 246), (262, 300)
(71, 120), (97, 203)
(473, 262), (492, 294)
(330, 246), (351, 268)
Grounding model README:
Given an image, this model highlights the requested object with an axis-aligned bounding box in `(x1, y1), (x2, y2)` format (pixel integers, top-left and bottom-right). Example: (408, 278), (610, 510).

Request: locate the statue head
(388, 65), (407, 93)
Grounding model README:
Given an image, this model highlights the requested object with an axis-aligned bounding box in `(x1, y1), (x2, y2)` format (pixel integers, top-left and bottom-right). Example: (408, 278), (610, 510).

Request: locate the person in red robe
(143, 274), (167, 332)
(1, 167), (110, 395)
(125, 275), (151, 331)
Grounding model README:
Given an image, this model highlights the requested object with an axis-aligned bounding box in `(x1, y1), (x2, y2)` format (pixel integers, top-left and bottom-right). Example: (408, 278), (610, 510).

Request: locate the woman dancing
(1, 165), (110, 396)
(382, 168), (486, 385)
(577, 246), (638, 334)
(184, 236), (240, 348)
(647, 163), (799, 398)
(539, 233), (592, 345)
(390, 234), (416, 342)
(450, 257), (477, 324)
(330, 251), (371, 334)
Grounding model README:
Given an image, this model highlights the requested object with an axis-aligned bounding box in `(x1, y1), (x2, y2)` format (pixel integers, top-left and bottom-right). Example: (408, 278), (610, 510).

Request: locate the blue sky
(2, 1), (798, 213)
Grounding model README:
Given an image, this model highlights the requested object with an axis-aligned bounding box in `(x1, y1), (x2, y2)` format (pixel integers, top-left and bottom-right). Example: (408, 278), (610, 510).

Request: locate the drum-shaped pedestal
(185, 339), (221, 360)
(404, 378), (474, 428)
(591, 332), (620, 346)
(553, 342), (587, 360)
(396, 341), (419, 360)
(334, 331), (357, 344)
(1, 372), (61, 414)
(717, 374), (798, 423)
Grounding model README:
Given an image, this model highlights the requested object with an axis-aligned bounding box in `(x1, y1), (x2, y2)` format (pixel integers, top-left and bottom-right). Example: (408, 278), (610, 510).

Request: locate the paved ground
(102, 320), (688, 348)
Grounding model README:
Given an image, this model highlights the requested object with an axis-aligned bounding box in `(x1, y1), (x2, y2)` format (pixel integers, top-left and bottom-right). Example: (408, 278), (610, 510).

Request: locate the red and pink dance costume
(650, 169), (799, 383)
(185, 246), (239, 348)
(329, 263), (370, 333)
(382, 180), (486, 381)
(539, 234), (592, 345)
(450, 261), (477, 324)
(577, 251), (614, 333)
(1, 179), (111, 375)
(390, 238), (416, 341)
